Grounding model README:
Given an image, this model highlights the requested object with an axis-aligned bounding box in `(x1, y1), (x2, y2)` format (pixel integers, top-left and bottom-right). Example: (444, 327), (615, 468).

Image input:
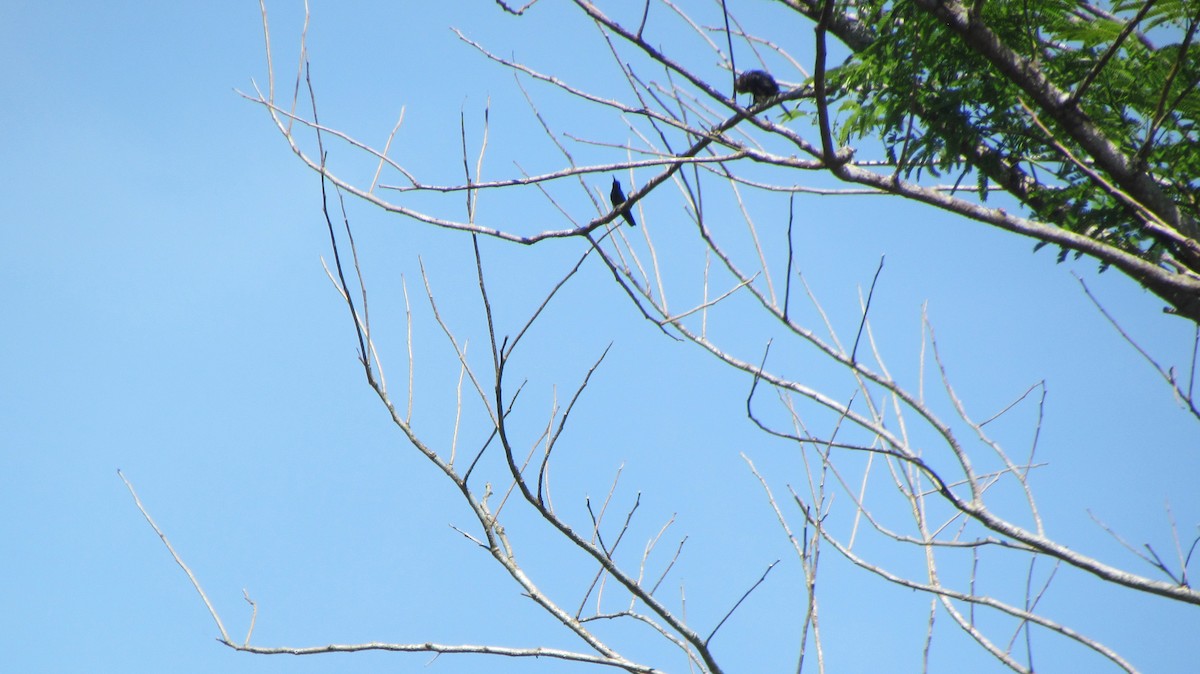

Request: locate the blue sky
(2, 2), (1197, 673)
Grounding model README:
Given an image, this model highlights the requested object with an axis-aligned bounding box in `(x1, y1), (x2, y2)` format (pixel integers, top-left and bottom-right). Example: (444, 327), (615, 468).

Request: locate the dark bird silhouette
(610, 177), (637, 227)
(734, 70), (779, 106)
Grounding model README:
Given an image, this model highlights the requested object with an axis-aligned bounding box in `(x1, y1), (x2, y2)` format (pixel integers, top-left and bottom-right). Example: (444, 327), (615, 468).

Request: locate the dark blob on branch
(735, 70), (779, 107)
(610, 177), (637, 227)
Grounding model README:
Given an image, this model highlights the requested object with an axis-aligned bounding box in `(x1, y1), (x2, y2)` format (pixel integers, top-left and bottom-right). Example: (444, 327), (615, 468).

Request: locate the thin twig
(705, 561), (779, 646)
(118, 470), (230, 643)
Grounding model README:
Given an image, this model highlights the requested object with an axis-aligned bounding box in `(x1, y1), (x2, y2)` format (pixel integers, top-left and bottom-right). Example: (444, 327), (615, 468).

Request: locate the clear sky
(2, 3), (1197, 673)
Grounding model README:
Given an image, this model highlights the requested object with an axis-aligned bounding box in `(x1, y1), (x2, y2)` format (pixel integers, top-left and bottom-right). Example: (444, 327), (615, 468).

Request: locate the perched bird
(610, 177), (637, 227)
(734, 70), (780, 107)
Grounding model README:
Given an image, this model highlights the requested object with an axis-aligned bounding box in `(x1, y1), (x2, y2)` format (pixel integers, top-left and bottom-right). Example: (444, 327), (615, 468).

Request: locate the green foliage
(823, 0), (1200, 266)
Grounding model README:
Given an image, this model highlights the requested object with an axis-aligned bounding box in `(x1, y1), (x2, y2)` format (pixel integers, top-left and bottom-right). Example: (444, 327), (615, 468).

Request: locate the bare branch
(118, 470), (230, 644)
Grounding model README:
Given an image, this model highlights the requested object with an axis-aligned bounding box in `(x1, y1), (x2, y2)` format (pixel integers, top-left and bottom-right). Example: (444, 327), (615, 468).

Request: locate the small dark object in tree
(735, 70), (779, 106)
(610, 177), (637, 227)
